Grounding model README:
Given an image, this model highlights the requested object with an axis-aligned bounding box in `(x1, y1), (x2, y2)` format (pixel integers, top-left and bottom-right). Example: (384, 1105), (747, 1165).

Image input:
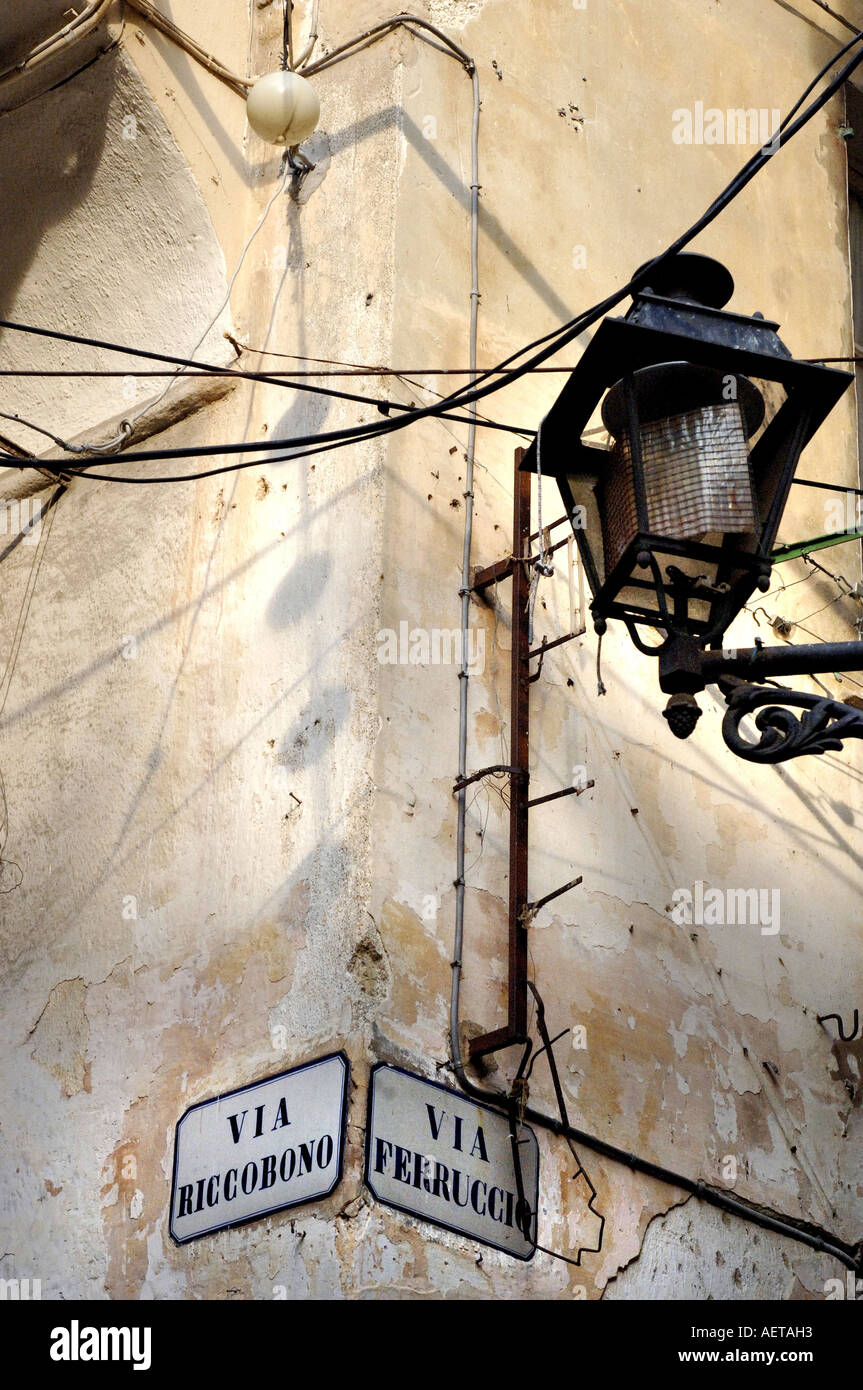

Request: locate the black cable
(529, 983), (605, 1261)
(793, 477), (863, 496)
(430, 20), (863, 410)
(451, 1061), (863, 1274)
(3, 22), (861, 479)
(29, 422), (401, 484)
(778, 24), (863, 132)
(0, 318), (527, 436)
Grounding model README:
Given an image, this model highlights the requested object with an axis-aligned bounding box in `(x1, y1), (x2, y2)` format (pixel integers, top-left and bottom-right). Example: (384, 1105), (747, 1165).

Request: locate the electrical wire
(75, 156), (294, 454)
(796, 592), (848, 621)
(803, 0), (862, 38)
(793, 477), (863, 496)
(0, 765), (22, 895)
(447, 18), (863, 1279)
(507, 983), (606, 1268)
(5, 6), (861, 473)
(0, 318), (527, 465)
(776, 23), (863, 132)
(38, 422), (399, 484)
(805, 552), (858, 591)
(282, 0), (293, 71)
(2, 0), (859, 1276)
(4, 20), (863, 478)
(124, 0), (253, 97)
(0, 0), (115, 87)
(295, 0), (320, 69)
(4, 405), (529, 484)
(37, 381), (519, 486)
(0, 411), (78, 453)
(8, 26), (862, 480)
(303, 14), (474, 79)
(0, 483), (66, 894)
(10, 18), (504, 460)
(0, 358), (525, 437)
(0, 366), (566, 377)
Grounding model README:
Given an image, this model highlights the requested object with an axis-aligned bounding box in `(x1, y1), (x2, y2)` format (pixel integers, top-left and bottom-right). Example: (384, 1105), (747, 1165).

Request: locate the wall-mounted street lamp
(523, 254), (863, 762)
(246, 70), (320, 146)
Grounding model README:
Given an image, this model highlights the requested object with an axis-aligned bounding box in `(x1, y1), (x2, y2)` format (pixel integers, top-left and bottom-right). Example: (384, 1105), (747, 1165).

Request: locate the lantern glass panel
(600, 399), (758, 572)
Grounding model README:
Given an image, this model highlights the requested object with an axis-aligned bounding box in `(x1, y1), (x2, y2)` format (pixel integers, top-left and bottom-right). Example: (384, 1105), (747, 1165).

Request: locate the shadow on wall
(0, 51), (116, 320)
(134, 0), (249, 183)
(324, 103), (577, 329)
(0, 44), (232, 444)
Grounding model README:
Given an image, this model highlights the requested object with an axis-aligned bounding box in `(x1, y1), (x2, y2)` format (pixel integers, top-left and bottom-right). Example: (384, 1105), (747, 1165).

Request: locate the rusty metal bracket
(453, 764), (523, 795)
(527, 781), (594, 810)
(468, 450), (588, 1062)
(528, 629), (584, 662)
(519, 879), (584, 931)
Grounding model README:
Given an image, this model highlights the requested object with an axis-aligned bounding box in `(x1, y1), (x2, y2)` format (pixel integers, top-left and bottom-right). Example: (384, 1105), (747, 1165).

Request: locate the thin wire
(383, 370), (532, 441)
(804, 552), (856, 593)
(303, 14), (474, 78)
(80, 155), (293, 454)
(0, 487), (65, 718)
(771, 568), (818, 592)
(0, 766), (22, 895)
(7, 21), (863, 478)
(0, 322), (526, 461)
(0, 411), (76, 452)
(296, 0), (320, 68)
(796, 592), (850, 622)
(124, 0), (253, 96)
(802, 0), (861, 38)
(464, 786), (492, 877)
(793, 477), (863, 496)
(526, 982), (606, 1266)
(0, 484), (65, 894)
(743, 601), (863, 687)
(0, 362), (585, 378)
(777, 23), (863, 132)
(282, 0), (293, 71)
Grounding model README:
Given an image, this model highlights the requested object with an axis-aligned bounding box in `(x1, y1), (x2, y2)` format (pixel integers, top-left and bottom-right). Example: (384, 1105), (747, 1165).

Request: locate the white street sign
(170, 1053), (349, 1244)
(365, 1064), (538, 1260)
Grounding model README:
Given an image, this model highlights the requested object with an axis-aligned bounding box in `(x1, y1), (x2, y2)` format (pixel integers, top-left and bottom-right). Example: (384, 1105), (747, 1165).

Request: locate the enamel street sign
(365, 1064), (539, 1260)
(170, 1052), (349, 1244)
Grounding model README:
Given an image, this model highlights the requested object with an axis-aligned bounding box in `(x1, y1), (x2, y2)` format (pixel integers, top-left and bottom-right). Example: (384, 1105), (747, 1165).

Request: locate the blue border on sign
(169, 1051), (350, 1245)
(364, 1062), (538, 1262)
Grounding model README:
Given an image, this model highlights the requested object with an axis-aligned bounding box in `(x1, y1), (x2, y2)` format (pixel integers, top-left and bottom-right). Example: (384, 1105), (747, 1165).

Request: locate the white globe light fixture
(246, 70), (320, 145)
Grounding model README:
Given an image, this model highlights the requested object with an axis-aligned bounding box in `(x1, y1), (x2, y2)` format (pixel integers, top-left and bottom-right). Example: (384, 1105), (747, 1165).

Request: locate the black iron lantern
(522, 254), (863, 758)
(524, 254), (851, 645)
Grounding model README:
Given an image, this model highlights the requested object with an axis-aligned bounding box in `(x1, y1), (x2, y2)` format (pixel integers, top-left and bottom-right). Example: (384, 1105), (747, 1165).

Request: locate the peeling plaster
(1, 0), (861, 1302)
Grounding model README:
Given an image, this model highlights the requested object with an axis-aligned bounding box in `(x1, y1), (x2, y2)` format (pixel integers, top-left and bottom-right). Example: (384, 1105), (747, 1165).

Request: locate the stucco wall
(0, 0), (861, 1300)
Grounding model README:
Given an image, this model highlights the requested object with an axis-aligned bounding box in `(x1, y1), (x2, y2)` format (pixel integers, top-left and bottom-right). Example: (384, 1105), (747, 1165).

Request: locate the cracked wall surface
(0, 0), (861, 1300)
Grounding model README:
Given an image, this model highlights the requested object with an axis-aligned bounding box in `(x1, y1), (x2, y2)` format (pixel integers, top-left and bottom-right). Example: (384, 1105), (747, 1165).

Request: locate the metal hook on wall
(818, 1009), (861, 1042)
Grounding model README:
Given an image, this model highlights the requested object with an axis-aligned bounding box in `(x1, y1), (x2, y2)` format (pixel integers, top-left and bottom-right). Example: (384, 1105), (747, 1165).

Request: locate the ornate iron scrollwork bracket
(722, 684), (863, 763)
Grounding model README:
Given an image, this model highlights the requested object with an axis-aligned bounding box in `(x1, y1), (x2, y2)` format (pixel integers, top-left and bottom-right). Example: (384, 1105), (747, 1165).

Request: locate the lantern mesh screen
(601, 402), (758, 573)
